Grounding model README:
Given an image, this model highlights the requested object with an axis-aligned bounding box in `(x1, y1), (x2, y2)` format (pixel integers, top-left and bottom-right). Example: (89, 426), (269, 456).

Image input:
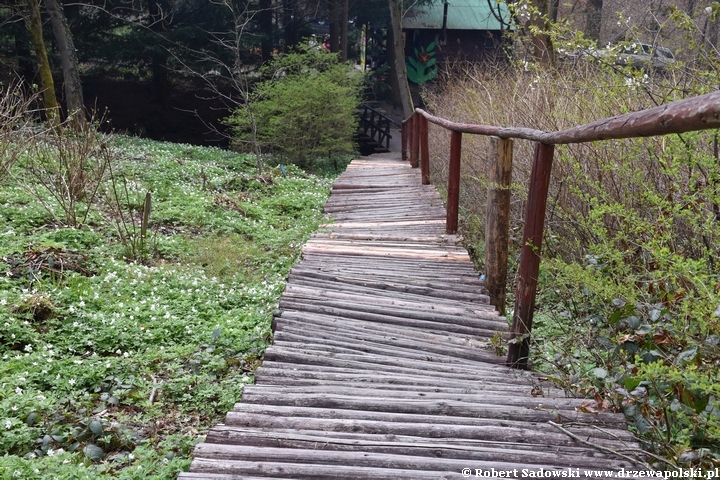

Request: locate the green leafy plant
(226, 45), (363, 167)
(0, 129), (336, 477)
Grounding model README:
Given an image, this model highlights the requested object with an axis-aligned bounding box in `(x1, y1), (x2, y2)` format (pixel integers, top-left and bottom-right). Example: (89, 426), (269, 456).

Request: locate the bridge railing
(359, 104), (399, 151)
(401, 90), (720, 370)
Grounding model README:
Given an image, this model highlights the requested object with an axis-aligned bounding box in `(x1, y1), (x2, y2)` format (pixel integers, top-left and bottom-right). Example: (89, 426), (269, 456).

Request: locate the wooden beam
(401, 122), (407, 161)
(411, 114), (420, 168)
(420, 114), (430, 185)
(446, 131), (462, 234)
(485, 137), (513, 316)
(507, 143), (554, 370)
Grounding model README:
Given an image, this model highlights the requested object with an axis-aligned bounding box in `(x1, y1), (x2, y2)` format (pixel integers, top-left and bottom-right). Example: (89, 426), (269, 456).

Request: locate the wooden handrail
(413, 89), (720, 143)
(403, 90), (720, 370)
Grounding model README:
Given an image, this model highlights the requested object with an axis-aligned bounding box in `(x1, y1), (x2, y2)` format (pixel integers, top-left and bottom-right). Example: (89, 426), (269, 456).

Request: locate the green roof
(402, 0), (511, 30)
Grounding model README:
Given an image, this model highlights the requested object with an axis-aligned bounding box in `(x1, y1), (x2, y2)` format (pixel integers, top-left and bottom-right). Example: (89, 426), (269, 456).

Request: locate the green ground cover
(0, 135), (339, 478)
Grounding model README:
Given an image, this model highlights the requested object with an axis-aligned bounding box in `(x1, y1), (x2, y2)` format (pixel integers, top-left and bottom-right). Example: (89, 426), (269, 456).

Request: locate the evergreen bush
(226, 46), (363, 167)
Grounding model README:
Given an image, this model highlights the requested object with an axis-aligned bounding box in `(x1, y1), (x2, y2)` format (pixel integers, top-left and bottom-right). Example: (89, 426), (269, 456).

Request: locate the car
(612, 43), (675, 69)
(559, 43), (676, 70)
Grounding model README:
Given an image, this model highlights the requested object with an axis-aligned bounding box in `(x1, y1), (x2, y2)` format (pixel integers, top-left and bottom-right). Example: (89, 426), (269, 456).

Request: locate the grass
(0, 134), (340, 478)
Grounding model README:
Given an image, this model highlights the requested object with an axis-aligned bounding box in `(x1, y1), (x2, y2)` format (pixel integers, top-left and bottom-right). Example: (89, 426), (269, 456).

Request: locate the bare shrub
(0, 82), (40, 180)
(18, 116), (112, 227)
(422, 62), (720, 464)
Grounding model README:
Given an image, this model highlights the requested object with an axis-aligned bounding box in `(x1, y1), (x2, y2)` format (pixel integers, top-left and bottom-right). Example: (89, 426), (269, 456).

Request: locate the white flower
(24, 344), (32, 352)
(0, 299), (6, 305)
(78, 301), (85, 307)
(15, 387), (22, 395)
(68, 378), (76, 386)
(11, 405), (18, 411)
(5, 420), (11, 429)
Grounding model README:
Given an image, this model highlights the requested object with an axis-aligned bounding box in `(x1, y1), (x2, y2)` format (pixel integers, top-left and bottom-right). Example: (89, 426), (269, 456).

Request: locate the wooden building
(402, 0), (511, 83)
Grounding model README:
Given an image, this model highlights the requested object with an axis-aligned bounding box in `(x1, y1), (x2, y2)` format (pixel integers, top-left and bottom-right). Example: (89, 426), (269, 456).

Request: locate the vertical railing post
(420, 114), (430, 185)
(401, 121), (407, 161)
(446, 130), (462, 234)
(507, 142), (555, 370)
(485, 137), (514, 316)
(411, 114), (420, 168)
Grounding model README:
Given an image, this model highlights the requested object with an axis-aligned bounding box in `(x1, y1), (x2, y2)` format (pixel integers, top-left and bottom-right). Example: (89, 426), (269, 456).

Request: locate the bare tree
(388, 0), (412, 118)
(24, 0), (59, 119)
(585, 0), (603, 41)
(45, 0), (85, 124)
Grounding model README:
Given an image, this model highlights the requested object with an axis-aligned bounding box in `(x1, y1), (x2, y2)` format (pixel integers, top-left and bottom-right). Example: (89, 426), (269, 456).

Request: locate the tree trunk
(549, 0), (559, 23)
(45, 0), (84, 122)
(340, 0), (349, 61)
(24, 0), (60, 120)
(283, 0), (299, 50)
(14, 26), (36, 86)
(529, 0), (555, 65)
(387, 0), (413, 118)
(585, 0), (603, 42)
(259, 0), (273, 62)
(329, 0), (340, 53)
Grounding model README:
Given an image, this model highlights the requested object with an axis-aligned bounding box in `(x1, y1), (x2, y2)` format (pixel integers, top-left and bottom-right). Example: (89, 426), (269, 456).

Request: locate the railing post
(401, 122), (407, 161)
(411, 114), (420, 168)
(485, 137), (513, 316)
(446, 130), (462, 234)
(507, 142), (555, 370)
(420, 114), (430, 185)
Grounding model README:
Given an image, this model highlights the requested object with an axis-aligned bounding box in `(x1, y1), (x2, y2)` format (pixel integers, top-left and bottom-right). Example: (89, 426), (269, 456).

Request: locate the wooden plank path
(181, 151), (645, 479)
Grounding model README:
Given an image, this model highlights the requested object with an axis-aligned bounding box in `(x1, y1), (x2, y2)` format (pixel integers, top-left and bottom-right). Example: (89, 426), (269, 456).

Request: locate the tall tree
(585, 0), (603, 42)
(529, 0), (555, 64)
(329, 0), (340, 52)
(340, 0), (348, 61)
(259, 0), (273, 61)
(24, 0), (59, 118)
(45, 0), (84, 121)
(387, 0), (412, 117)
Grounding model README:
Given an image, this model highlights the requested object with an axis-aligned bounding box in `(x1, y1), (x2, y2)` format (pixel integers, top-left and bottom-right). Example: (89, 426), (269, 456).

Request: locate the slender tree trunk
(549, 0), (559, 22)
(340, 0), (348, 61)
(259, 0), (273, 61)
(585, 0), (603, 42)
(45, 0), (84, 122)
(14, 27), (36, 86)
(329, 0), (340, 53)
(529, 0), (555, 65)
(283, 0), (299, 49)
(24, 0), (59, 120)
(388, 0), (412, 118)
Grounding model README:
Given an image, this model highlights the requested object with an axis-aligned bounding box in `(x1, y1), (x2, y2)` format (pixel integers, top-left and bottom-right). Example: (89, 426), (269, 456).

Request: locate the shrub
(423, 62), (720, 467)
(226, 46), (363, 167)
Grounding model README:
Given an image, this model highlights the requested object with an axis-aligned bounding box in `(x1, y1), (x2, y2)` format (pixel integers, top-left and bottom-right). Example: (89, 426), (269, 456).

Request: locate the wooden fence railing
(359, 104), (399, 151)
(401, 90), (720, 370)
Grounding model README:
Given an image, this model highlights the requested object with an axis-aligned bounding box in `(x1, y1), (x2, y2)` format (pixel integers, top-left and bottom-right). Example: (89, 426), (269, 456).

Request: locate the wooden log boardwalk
(181, 147), (646, 479)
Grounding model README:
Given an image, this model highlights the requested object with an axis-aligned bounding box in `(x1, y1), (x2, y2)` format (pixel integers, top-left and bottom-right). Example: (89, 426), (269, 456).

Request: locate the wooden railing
(359, 104), (399, 151)
(401, 90), (720, 370)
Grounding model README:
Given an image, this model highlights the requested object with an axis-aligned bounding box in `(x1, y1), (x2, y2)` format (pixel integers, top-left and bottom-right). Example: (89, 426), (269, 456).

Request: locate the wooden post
(411, 114), (420, 168)
(401, 122), (407, 161)
(420, 115), (430, 185)
(485, 137), (513, 316)
(507, 142), (555, 370)
(446, 131), (462, 234)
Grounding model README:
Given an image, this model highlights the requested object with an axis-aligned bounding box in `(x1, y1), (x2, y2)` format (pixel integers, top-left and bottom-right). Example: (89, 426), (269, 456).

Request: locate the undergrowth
(0, 116), (336, 477)
(424, 62), (720, 468)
